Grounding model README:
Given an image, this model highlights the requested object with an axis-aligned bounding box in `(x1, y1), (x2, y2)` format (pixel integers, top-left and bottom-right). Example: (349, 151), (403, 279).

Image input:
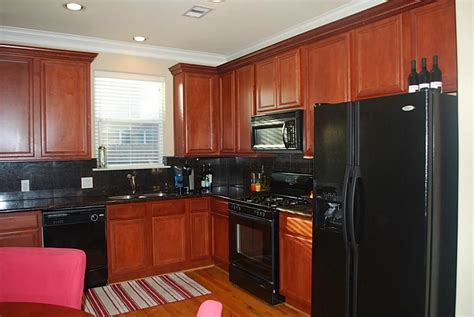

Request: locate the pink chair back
(0, 247), (86, 309)
(196, 300), (223, 317)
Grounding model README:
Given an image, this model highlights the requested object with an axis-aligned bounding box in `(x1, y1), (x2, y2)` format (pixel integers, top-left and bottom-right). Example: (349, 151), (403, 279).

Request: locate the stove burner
(239, 194), (311, 209)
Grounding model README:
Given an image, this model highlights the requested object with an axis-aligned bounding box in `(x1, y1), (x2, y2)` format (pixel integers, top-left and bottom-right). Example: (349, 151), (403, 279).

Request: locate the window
(94, 71), (165, 168)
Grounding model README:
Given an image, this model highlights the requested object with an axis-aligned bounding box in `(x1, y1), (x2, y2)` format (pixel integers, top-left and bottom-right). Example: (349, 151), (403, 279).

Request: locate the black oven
(251, 109), (303, 152)
(228, 203), (284, 305)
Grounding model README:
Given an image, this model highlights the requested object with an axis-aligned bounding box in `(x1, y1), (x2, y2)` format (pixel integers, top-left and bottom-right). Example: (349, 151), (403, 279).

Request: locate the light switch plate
(81, 177), (93, 189)
(21, 180), (30, 192)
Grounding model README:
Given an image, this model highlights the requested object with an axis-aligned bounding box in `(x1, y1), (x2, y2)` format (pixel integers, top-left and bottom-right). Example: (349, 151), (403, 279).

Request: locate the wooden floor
(116, 266), (308, 317)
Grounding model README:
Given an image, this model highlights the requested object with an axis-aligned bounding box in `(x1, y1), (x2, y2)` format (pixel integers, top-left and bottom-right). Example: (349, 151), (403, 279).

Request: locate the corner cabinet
(235, 64), (256, 154)
(170, 64), (219, 157)
(0, 44), (96, 161)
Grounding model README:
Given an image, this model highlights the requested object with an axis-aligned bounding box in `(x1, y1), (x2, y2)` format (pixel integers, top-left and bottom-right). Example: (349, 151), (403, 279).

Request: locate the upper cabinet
(302, 33), (351, 157)
(170, 64), (219, 157)
(408, 0), (457, 92)
(351, 14), (411, 99)
(219, 71), (236, 154)
(235, 64), (255, 154)
(0, 45), (96, 161)
(256, 49), (302, 113)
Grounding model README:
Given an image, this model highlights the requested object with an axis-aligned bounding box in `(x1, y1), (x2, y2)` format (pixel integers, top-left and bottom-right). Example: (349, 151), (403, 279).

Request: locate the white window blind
(94, 71), (165, 167)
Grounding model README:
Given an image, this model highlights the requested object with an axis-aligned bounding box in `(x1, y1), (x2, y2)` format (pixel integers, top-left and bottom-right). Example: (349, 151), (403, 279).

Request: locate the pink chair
(0, 247), (86, 309)
(196, 300), (223, 317)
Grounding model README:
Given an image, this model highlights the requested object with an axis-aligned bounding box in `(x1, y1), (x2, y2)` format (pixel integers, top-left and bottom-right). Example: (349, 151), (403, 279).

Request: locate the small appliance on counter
(228, 172), (312, 305)
(173, 166), (184, 194)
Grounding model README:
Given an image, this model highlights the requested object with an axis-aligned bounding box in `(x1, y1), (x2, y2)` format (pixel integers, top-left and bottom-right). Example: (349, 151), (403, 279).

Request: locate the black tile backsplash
(0, 154), (312, 201)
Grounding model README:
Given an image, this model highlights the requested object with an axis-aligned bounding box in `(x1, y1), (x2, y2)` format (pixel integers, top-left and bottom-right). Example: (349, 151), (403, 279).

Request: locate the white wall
(90, 52), (177, 157)
(455, 1), (474, 316)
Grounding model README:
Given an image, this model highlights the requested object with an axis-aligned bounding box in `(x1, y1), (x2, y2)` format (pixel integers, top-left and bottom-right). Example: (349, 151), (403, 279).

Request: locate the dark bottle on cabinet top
(408, 60), (419, 93)
(419, 58), (430, 90)
(430, 55), (442, 91)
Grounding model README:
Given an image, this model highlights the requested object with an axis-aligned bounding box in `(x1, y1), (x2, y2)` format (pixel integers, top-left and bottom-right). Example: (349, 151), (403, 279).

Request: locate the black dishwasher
(43, 205), (107, 289)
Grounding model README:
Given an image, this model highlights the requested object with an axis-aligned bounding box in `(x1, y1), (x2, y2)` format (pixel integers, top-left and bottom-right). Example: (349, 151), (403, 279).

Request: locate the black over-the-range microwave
(251, 109), (303, 152)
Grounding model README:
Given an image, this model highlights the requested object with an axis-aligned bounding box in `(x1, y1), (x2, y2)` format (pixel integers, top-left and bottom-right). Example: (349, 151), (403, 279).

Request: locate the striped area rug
(82, 272), (211, 316)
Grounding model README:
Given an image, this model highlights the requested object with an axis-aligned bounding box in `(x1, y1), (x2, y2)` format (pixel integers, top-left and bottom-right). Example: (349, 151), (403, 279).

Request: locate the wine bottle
(408, 60), (419, 93)
(207, 163), (213, 192)
(430, 55), (442, 91)
(200, 164), (206, 193)
(419, 58), (430, 90)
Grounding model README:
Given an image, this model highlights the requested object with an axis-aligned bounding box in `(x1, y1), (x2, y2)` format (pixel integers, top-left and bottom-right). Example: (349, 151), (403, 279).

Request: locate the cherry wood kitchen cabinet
(0, 55), (35, 159)
(235, 64), (256, 154)
(279, 213), (312, 314)
(170, 64), (219, 157)
(211, 198), (229, 271)
(409, 0), (457, 92)
(107, 203), (151, 282)
(151, 200), (187, 270)
(189, 198), (212, 263)
(0, 211), (42, 247)
(351, 14), (411, 99)
(301, 33), (351, 157)
(0, 44), (96, 161)
(255, 49), (301, 113)
(219, 71), (236, 153)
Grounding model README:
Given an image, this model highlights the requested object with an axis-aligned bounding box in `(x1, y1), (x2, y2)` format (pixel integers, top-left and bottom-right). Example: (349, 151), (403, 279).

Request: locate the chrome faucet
(127, 173), (136, 194)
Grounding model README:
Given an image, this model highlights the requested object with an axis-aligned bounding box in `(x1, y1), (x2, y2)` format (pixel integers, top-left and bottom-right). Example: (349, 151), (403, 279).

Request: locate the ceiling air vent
(183, 5), (213, 18)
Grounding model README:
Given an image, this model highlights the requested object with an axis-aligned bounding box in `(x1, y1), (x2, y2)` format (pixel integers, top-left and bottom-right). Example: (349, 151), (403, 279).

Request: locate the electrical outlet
(81, 177), (93, 189)
(21, 180), (30, 192)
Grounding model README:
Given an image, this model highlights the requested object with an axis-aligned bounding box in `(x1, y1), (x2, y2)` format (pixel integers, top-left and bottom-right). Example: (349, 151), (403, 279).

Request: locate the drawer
(0, 211), (40, 232)
(210, 198), (228, 215)
(280, 214), (312, 239)
(107, 203), (147, 220)
(189, 197), (210, 212)
(151, 199), (186, 216)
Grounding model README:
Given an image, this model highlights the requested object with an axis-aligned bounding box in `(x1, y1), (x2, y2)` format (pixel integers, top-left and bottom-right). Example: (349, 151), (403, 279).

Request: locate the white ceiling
(0, 0), (385, 65)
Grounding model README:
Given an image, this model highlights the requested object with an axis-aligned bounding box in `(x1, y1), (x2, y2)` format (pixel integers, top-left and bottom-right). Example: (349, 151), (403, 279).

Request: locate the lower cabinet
(211, 198), (229, 271)
(107, 197), (213, 283)
(279, 213), (313, 314)
(107, 203), (151, 281)
(0, 211), (42, 247)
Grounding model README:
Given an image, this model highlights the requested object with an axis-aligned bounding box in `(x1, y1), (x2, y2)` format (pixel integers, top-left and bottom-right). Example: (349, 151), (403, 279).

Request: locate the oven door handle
(229, 210), (273, 225)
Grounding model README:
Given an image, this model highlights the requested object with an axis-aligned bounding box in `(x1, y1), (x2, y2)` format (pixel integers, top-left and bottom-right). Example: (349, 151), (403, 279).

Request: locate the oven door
(229, 210), (275, 283)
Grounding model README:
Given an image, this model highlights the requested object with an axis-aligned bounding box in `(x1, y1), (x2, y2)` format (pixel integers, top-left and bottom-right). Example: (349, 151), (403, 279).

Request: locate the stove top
(238, 194), (311, 209)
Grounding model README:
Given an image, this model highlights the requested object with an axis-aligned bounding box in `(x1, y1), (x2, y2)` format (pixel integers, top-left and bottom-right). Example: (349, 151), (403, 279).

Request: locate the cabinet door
(0, 55), (35, 159)
(152, 214), (187, 267)
(276, 49), (301, 109)
(219, 71), (236, 153)
(108, 204), (149, 277)
(211, 212), (229, 271)
(185, 73), (219, 155)
(235, 65), (255, 154)
(189, 211), (211, 261)
(280, 232), (312, 312)
(255, 57), (277, 113)
(40, 59), (91, 159)
(410, 0), (457, 92)
(351, 14), (411, 99)
(302, 33), (351, 157)
(0, 230), (41, 247)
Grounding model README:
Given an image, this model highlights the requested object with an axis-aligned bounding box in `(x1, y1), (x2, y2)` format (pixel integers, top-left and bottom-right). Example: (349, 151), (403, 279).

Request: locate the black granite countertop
(0, 188), (312, 218)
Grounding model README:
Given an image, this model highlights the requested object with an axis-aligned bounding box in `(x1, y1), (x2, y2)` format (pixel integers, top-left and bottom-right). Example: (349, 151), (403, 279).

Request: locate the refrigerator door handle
(342, 165), (353, 245)
(348, 166), (360, 246)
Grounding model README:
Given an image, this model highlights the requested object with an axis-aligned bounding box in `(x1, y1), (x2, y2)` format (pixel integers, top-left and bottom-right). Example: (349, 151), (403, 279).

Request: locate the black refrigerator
(312, 90), (458, 317)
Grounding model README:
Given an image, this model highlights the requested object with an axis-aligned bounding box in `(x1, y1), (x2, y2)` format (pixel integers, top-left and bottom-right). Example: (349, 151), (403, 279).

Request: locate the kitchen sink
(107, 194), (139, 200)
(108, 192), (178, 200)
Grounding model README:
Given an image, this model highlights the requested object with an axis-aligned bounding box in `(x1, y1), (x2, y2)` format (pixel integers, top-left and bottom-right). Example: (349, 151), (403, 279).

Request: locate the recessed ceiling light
(209, 0), (225, 3)
(64, 3), (84, 11)
(183, 5), (212, 18)
(133, 36), (147, 42)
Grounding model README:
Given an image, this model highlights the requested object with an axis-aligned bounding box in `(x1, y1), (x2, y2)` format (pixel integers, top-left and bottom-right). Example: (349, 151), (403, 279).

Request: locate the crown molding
(0, 26), (227, 66)
(226, 0), (385, 61)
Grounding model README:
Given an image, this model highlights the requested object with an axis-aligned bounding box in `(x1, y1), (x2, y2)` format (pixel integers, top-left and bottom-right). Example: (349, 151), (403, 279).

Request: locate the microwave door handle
(282, 122), (289, 148)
